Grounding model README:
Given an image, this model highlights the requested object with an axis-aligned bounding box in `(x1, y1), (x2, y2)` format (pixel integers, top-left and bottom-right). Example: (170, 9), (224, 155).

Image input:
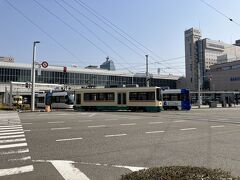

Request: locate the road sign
(41, 61), (48, 68)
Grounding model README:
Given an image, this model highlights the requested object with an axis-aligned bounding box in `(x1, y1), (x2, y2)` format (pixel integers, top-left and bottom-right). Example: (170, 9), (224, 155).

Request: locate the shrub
(120, 166), (239, 180)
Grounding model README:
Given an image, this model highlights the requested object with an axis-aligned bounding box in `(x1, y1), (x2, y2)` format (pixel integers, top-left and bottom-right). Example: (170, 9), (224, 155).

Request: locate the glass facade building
(0, 62), (178, 88)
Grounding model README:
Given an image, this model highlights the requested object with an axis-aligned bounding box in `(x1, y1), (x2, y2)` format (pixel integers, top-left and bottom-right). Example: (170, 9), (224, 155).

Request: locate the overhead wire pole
(146, 55), (149, 87)
(198, 60), (202, 108)
(31, 41), (40, 112)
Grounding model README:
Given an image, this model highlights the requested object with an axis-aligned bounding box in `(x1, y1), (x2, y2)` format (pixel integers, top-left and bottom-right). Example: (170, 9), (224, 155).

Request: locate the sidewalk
(191, 104), (240, 109)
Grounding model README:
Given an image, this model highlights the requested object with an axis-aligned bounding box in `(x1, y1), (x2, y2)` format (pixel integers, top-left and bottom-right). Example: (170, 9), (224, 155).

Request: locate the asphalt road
(1, 108), (240, 179)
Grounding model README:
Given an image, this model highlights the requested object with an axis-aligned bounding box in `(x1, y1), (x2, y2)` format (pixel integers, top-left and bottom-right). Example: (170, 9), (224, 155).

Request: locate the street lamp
(31, 41), (40, 111)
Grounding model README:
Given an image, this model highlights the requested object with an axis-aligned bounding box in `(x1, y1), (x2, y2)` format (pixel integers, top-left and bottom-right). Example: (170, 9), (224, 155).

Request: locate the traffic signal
(25, 82), (29, 88)
(63, 66), (67, 73)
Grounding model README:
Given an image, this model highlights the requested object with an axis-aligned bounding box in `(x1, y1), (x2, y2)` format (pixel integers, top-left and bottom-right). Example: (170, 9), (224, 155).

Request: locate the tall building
(184, 28), (202, 91)
(184, 27), (240, 90)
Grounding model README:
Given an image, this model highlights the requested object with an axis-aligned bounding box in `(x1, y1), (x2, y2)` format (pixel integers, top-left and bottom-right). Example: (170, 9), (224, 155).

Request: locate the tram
(162, 89), (191, 110)
(74, 86), (163, 112)
(36, 91), (74, 109)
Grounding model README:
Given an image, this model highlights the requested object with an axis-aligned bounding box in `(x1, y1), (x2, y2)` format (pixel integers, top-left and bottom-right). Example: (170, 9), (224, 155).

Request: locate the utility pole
(146, 55), (149, 87)
(197, 61), (201, 108)
(31, 41), (40, 112)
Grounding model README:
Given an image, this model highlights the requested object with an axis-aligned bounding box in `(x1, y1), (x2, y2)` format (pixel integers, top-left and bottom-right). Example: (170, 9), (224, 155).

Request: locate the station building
(0, 61), (179, 103)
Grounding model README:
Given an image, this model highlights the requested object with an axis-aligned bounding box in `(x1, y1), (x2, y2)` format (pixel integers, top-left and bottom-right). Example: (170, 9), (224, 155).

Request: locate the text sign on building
(41, 61), (48, 68)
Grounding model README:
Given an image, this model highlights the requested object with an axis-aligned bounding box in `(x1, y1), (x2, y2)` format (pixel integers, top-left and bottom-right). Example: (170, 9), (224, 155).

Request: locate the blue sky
(0, 0), (240, 76)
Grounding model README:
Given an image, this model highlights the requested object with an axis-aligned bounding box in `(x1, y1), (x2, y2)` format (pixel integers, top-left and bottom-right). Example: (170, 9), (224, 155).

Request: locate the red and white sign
(41, 61), (48, 68)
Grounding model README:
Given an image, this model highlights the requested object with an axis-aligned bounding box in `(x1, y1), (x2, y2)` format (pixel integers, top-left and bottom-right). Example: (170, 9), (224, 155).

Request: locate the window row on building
(0, 67), (177, 88)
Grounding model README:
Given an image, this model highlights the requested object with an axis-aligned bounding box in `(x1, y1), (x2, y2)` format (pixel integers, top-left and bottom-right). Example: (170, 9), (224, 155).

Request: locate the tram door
(117, 93), (126, 105)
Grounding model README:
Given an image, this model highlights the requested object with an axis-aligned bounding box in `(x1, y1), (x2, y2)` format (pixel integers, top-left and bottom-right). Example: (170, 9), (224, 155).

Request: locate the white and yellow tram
(74, 87), (163, 112)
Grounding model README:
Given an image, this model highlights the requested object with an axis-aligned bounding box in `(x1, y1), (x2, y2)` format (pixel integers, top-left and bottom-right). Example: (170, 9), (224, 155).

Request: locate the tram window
(156, 89), (162, 101)
(52, 96), (60, 103)
(84, 93), (96, 101)
(171, 95), (178, 101)
(129, 92), (137, 100)
(76, 94), (81, 104)
(84, 93), (114, 101)
(68, 94), (74, 104)
(163, 94), (181, 101)
(129, 92), (155, 101)
(59, 96), (66, 103)
(38, 97), (45, 103)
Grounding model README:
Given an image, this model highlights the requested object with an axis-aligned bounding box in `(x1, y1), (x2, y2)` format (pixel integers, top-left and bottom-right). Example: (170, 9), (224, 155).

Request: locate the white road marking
(145, 131), (165, 134)
(0, 138), (26, 144)
(9, 156), (31, 161)
(120, 123), (136, 126)
(129, 117), (140, 120)
(180, 128), (197, 131)
(0, 148), (29, 155)
(0, 143), (27, 149)
(105, 134), (127, 137)
(0, 134), (25, 140)
(0, 126), (23, 130)
(51, 127), (72, 130)
(0, 129), (23, 133)
(24, 130), (31, 132)
(80, 113), (87, 115)
(149, 122), (163, 124)
(112, 165), (147, 172)
(0, 131), (24, 136)
(211, 125), (225, 128)
(21, 123), (33, 125)
(0, 165), (34, 177)
(78, 161), (147, 172)
(89, 113), (96, 117)
(48, 121), (65, 124)
(173, 120), (186, 123)
(78, 120), (92, 123)
(105, 118), (118, 121)
(56, 137), (83, 142)
(0, 125), (22, 128)
(88, 125), (106, 128)
(50, 160), (90, 180)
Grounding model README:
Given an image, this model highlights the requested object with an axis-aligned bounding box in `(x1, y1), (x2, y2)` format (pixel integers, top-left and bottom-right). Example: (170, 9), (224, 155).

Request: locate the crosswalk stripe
(0, 127), (23, 130)
(0, 134), (25, 140)
(0, 132), (24, 136)
(0, 165), (34, 177)
(0, 138), (26, 144)
(9, 156), (31, 161)
(0, 129), (23, 133)
(0, 143), (27, 149)
(0, 148), (29, 155)
(0, 125), (22, 128)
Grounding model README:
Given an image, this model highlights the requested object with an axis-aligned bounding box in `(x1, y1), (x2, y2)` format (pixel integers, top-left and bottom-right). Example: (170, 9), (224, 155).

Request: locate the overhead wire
(74, 0), (184, 74)
(199, 0), (240, 26)
(4, 0), (86, 65)
(63, 0), (146, 59)
(32, 0), (136, 74)
(54, 0), (136, 73)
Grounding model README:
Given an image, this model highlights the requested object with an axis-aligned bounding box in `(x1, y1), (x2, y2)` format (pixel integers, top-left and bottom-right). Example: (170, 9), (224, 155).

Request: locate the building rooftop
(0, 62), (180, 80)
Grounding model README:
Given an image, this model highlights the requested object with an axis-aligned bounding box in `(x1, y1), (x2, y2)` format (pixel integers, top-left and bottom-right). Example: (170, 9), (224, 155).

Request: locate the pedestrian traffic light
(25, 82), (29, 88)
